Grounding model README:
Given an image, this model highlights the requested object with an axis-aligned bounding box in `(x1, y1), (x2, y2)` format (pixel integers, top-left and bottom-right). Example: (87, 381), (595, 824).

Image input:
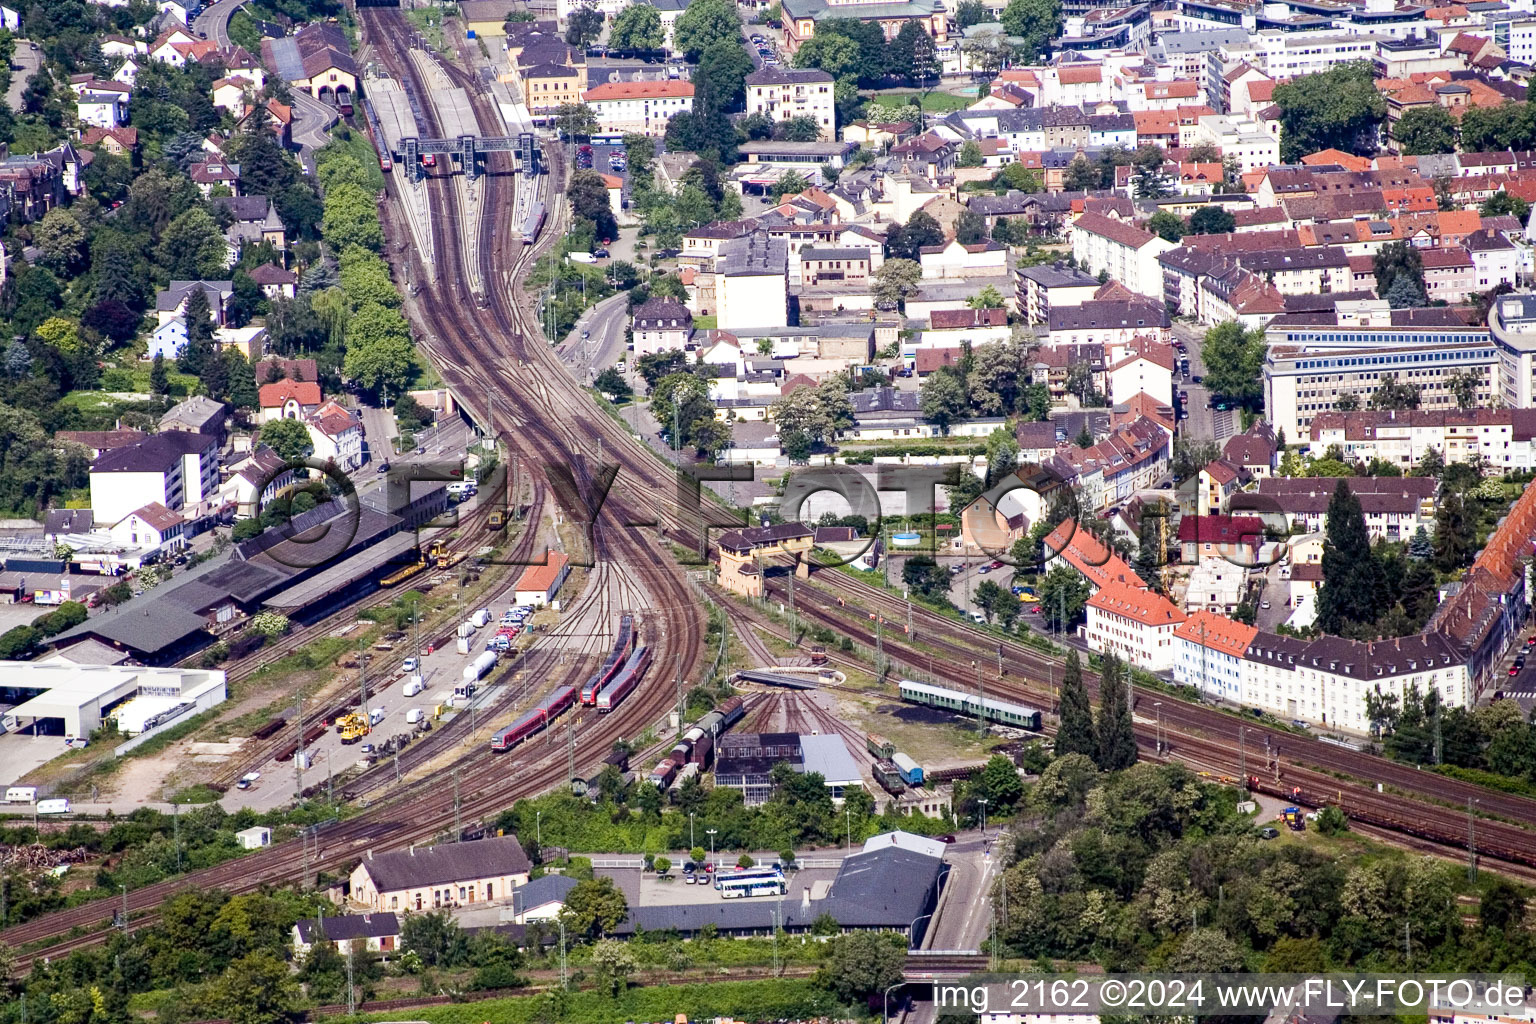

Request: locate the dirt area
(833, 690), (1002, 768)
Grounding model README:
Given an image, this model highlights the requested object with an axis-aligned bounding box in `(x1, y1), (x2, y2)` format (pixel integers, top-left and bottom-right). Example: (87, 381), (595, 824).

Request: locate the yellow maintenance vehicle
(338, 713), (371, 744)
(429, 539), (451, 569)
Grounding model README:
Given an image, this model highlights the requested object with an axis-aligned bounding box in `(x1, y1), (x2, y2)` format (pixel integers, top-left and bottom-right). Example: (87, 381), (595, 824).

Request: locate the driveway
(290, 89), (339, 169)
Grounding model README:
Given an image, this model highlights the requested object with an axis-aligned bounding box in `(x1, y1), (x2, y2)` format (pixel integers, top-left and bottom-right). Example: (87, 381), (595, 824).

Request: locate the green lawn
(870, 90), (974, 112)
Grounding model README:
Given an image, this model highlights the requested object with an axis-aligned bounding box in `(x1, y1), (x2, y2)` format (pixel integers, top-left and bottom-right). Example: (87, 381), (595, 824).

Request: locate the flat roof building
(0, 661), (226, 740)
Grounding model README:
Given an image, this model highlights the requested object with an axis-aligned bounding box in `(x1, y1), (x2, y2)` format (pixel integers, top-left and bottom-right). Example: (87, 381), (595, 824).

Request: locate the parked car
(1259, 826), (1279, 840)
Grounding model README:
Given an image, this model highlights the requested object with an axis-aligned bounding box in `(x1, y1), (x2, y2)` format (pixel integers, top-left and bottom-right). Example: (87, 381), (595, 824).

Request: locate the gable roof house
(259, 379), (322, 422)
(349, 835), (532, 913)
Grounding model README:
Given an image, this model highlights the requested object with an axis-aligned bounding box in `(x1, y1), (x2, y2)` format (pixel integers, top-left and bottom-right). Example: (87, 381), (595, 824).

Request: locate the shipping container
(456, 636), (471, 655)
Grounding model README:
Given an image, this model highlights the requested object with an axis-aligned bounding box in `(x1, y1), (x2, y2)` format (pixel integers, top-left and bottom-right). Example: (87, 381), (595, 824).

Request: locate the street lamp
(884, 982), (906, 1024)
(1154, 701), (1163, 755)
(908, 912), (933, 948)
(977, 797), (989, 836)
(707, 827), (718, 872)
(536, 810), (542, 849)
(689, 811), (696, 851)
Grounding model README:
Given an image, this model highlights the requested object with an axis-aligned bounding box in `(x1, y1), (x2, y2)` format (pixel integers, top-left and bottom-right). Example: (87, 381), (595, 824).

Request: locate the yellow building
(715, 523), (814, 598)
(521, 63), (586, 115)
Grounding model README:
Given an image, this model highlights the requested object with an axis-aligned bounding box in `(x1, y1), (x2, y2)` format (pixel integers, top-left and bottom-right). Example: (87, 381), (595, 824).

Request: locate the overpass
(903, 951), (991, 981)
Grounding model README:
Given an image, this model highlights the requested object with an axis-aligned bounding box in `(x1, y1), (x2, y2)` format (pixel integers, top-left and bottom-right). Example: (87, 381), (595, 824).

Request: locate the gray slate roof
(91, 432), (217, 474)
(296, 913), (401, 944)
(360, 834), (531, 892)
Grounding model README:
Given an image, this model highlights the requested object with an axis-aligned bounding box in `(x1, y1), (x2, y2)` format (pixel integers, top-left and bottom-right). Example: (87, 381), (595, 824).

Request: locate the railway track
(753, 566), (1536, 869)
(1, 18), (705, 967)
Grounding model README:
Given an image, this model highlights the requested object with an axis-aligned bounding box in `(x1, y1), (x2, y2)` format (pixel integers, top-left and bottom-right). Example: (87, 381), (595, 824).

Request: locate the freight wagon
(647, 760), (678, 788)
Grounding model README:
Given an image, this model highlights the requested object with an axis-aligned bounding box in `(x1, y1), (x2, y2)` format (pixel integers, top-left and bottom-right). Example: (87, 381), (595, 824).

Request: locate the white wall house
(744, 67), (835, 139)
(1084, 579), (1186, 672)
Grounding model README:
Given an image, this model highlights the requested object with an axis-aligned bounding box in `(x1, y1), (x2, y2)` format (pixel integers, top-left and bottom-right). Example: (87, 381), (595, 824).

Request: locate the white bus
(715, 868), (787, 899)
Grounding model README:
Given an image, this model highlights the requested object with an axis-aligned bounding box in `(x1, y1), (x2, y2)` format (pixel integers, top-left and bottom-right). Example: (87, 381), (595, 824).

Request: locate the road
(925, 830), (997, 951)
(289, 89), (339, 170)
(557, 292), (630, 386)
(1172, 320), (1238, 446)
(193, 0), (244, 47)
(6, 40), (40, 114)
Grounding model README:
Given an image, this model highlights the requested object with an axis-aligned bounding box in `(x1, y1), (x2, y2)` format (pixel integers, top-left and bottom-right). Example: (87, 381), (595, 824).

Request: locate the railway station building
(350, 834), (532, 913)
(714, 522), (813, 598)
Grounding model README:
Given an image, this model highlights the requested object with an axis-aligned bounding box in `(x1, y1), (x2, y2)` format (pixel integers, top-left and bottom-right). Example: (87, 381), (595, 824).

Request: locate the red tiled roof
(1088, 579), (1185, 628)
(584, 80), (694, 101)
(259, 379), (321, 408)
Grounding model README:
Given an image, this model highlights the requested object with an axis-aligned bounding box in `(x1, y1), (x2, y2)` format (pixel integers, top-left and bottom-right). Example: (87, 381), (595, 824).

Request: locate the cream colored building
(744, 67), (836, 139)
(349, 835), (531, 913)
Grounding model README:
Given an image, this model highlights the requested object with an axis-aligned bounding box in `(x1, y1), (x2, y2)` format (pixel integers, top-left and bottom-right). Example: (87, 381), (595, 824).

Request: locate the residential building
(1016, 261), (1099, 324)
(156, 280), (233, 327)
(744, 68), (835, 138)
(1070, 211), (1176, 298)
(631, 298), (693, 357)
(220, 446), (293, 520)
(293, 914), (401, 956)
(108, 502), (185, 559)
(520, 63), (584, 114)
(1041, 519), (1145, 593)
(89, 432), (219, 524)
(1048, 415), (1172, 512)
(918, 239), (1008, 279)
(160, 395), (228, 439)
(1178, 513), (1264, 564)
(1085, 579), (1186, 672)
(259, 379), (322, 422)
(349, 835), (531, 912)
(583, 80), (694, 136)
(306, 401), (363, 471)
(714, 234), (788, 331)
(1255, 476), (1437, 540)
(777, 0), (948, 58)
(260, 23), (357, 103)
(1305, 408), (1536, 472)
(246, 263), (297, 300)
(1173, 611), (1258, 703)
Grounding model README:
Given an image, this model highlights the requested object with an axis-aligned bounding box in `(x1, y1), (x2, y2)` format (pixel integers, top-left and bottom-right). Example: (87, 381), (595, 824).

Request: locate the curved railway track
(1, 16), (704, 967)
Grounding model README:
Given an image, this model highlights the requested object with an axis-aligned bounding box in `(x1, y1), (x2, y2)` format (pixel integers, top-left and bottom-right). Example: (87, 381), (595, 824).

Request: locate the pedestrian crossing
(1497, 689), (1536, 699)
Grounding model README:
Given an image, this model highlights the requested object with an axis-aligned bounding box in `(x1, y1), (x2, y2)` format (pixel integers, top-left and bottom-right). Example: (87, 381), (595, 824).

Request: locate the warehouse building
(0, 660), (226, 740)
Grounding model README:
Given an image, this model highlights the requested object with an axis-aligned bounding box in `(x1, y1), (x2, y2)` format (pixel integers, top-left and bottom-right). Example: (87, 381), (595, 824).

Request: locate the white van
(5, 786), (37, 804)
(403, 676), (424, 697)
(36, 798), (70, 815)
(406, 708), (423, 725)
(403, 657), (418, 673)
(370, 707), (386, 726)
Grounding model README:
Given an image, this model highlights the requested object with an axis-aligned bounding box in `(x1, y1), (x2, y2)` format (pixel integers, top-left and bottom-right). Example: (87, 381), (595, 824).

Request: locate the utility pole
(567, 716), (576, 790)
(120, 884), (128, 934)
(359, 637), (369, 717)
(346, 943), (357, 1016)
(1239, 727), (1247, 796)
(976, 660), (985, 736)
(675, 656), (684, 737)
(1468, 798), (1478, 881)
(453, 768), (461, 838)
(173, 802), (180, 874)
(787, 568), (797, 641)
(294, 694), (305, 795)
(875, 615), (884, 677)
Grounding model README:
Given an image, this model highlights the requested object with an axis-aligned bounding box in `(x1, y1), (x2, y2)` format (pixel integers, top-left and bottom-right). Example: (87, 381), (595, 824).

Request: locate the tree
(565, 4), (605, 47)
(1094, 652), (1137, 771)
(562, 876), (629, 938)
(958, 140), (985, 168)
(569, 168), (619, 240)
(957, 0), (991, 27)
(690, 417), (733, 459)
(770, 170), (812, 200)
(696, 38), (754, 112)
(1200, 321), (1266, 408)
(593, 367), (632, 402)
(775, 115), (823, 142)
(1315, 479), (1385, 635)
(1000, 0), (1061, 63)
(1384, 273), (1427, 309)
(873, 258), (922, 308)
(967, 285), (1005, 309)
(970, 340), (1027, 415)
(1188, 205), (1236, 235)
(401, 910), (469, 967)
(337, 248), (402, 311)
(1374, 240), (1425, 300)
(1335, 393), (1360, 412)
(822, 931), (908, 1003)
(1168, 928), (1244, 973)
(321, 182), (384, 252)
(1063, 156), (1100, 192)
(226, 350), (258, 410)
(1056, 651), (1096, 758)
(344, 307), (416, 400)
(1146, 210), (1186, 242)
(1037, 563), (1089, 632)
(1368, 372), (1421, 411)
(919, 369), (969, 433)
(554, 102), (601, 139)
(609, 3), (664, 51)
(260, 418), (313, 461)
(771, 377), (854, 446)
(179, 288), (216, 379)
(672, 0), (741, 58)
(1481, 190), (1531, 222)
(159, 207), (230, 279)
(33, 207), (85, 275)
(1272, 61), (1386, 163)
(1433, 490), (1470, 572)
(885, 210), (943, 261)
(212, 951), (297, 1024)
(150, 352), (170, 395)
(902, 555), (951, 602)
(955, 208), (988, 245)
(974, 579), (1011, 624)
(590, 939), (637, 997)
(1394, 105), (1457, 156)
(636, 349), (689, 390)
(1133, 145), (1175, 200)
